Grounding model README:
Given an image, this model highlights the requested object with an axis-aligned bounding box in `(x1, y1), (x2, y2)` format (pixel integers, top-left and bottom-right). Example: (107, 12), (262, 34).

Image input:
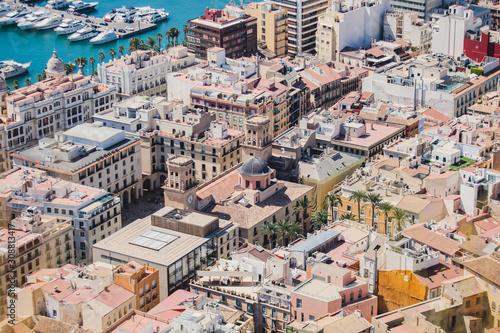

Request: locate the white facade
(383, 12), (432, 53)
(431, 5), (483, 58)
(316, 0), (391, 61)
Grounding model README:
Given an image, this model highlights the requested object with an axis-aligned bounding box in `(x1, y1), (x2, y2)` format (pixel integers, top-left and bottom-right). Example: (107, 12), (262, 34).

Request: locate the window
(309, 315), (315, 320)
(262, 305), (266, 313)
(296, 298), (302, 308)
(476, 297), (481, 305)
(466, 300), (471, 308)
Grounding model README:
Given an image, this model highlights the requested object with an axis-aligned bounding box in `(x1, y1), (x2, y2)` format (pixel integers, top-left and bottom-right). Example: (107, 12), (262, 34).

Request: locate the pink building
(290, 263), (377, 322)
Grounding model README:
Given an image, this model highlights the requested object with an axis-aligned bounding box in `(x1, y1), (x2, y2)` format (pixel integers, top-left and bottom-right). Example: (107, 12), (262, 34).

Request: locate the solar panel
(130, 230), (179, 251)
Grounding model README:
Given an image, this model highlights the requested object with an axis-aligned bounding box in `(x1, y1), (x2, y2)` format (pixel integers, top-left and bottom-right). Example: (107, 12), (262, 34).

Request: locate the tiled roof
(422, 108), (452, 123)
(402, 225), (460, 255)
(413, 262), (464, 289)
(444, 275), (486, 298)
(233, 243), (274, 262)
(461, 255), (500, 285)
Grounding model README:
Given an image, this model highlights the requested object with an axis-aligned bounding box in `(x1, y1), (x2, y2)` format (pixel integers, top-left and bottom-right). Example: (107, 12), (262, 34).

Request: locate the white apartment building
(10, 122), (142, 206)
(0, 166), (122, 264)
(96, 46), (195, 101)
(0, 52), (116, 174)
(384, 12), (432, 53)
(269, 0), (329, 55)
(431, 5), (484, 58)
(316, 0), (391, 62)
(390, 0), (444, 21)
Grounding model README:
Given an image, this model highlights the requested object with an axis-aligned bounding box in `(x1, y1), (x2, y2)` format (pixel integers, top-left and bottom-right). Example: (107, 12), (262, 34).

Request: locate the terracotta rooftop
(413, 261), (464, 289)
(402, 225), (460, 255)
(422, 108), (451, 123)
(233, 243), (274, 262)
(94, 283), (135, 309)
(460, 255), (500, 285)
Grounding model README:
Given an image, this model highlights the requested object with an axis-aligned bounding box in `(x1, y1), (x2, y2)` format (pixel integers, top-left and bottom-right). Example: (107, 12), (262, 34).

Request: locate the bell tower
(242, 115), (272, 163)
(163, 155), (197, 210)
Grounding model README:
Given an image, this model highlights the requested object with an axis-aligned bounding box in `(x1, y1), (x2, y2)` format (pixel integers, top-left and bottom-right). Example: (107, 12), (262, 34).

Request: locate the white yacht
(46, 0), (70, 10)
(0, 7), (31, 26)
(103, 9), (116, 21)
(135, 10), (168, 23)
(113, 6), (138, 23)
(34, 14), (63, 30)
(68, 1), (98, 13)
(54, 19), (84, 35)
(90, 28), (117, 44)
(17, 10), (49, 30)
(68, 25), (98, 41)
(0, 60), (31, 79)
(0, 4), (12, 18)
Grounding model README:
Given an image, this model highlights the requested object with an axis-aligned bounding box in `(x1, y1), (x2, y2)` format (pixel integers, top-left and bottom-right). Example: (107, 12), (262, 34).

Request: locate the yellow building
(113, 261), (160, 312)
(245, 2), (288, 57)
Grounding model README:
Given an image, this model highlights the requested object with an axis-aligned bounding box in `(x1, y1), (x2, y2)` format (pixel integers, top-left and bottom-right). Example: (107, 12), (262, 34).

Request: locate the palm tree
(64, 63), (75, 75)
(35, 74), (42, 82)
(311, 210), (328, 230)
(88, 56), (96, 76)
(98, 51), (105, 63)
(286, 222), (303, 243)
(118, 45), (125, 57)
(156, 32), (163, 51)
(183, 24), (188, 41)
(75, 57), (87, 73)
(260, 221), (278, 248)
(170, 27), (180, 46)
(276, 220), (292, 247)
(349, 190), (367, 224)
(323, 193), (342, 222)
(12, 80), (20, 89)
(146, 37), (156, 51)
(392, 208), (410, 235)
(165, 30), (172, 47)
(366, 193), (383, 231)
(129, 37), (141, 52)
(341, 213), (357, 221)
(294, 197), (311, 231)
(378, 202), (395, 235)
(109, 48), (116, 61)
(23, 78), (31, 87)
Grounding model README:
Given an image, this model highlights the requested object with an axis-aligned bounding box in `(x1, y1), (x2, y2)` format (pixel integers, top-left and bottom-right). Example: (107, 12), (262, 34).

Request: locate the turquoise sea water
(4, 0), (233, 87)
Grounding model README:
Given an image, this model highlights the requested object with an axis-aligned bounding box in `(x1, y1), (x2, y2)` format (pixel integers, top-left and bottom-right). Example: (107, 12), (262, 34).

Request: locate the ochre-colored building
(113, 261), (160, 312)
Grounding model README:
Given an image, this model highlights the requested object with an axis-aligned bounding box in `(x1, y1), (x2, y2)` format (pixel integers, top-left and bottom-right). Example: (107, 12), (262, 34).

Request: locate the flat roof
(332, 123), (404, 149)
(289, 230), (340, 253)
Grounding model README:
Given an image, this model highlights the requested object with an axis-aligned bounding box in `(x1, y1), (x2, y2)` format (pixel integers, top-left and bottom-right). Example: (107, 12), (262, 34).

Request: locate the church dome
(239, 157), (271, 177)
(46, 50), (65, 77)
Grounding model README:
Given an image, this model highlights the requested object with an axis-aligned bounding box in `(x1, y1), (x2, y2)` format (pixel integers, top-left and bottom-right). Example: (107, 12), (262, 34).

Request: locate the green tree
(88, 56), (96, 76)
(118, 45), (125, 57)
(146, 37), (156, 51)
(286, 222), (303, 243)
(109, 48), (116, 61)
(294, 197), (311, 231)
(340, 213), (357, 221)
(75, 57), (87, 73)
(260, 221), (278, 248)
(156, 32), (163, 51)
(366, 193), (383, 231)
(311, 210), (328, 230)
(23, 78), (31, 87)
(64, 63), (75, 75)
(12, 80), (20, 89)
(167, 27), (180, 46)
(276, 220), (292, 247)
(323, 193), (342, 222)
(378, 202), (395, 235)
(98, 51), (105, 63)
(183, 24), (188, 40)
(349, 190), (367, 224)
(392, 208), (410, 234)
(35, 74), (42, 82)
(129, 37), (141, 52)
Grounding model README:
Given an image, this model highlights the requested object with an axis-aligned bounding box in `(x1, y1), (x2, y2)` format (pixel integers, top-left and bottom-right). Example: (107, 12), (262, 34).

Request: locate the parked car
(125, 26), (133, 31)
(99, 21), (108, 26)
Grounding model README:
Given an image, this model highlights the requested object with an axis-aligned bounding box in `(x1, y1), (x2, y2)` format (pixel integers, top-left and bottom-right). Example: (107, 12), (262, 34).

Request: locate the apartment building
(113, 262), (160, 312)
(315, 0), (390, 62)
(186, 6), (257, 60)
(301, 64), (342, 109)
(245, 2), (288, 57)
(0, 166), (122, 263)
(0, 52), (115, 175)
(96, 47), (195, 101)
(0, 214), (73, 321)
(190, 77), (290, 137)
(11, 122), (142, 205)
(383, 12), (432, 53)
(269, 0), (329, 55)
(390, 0), (443, 20)
(12, 264), (136, 331)
(362, 55), (500, 118)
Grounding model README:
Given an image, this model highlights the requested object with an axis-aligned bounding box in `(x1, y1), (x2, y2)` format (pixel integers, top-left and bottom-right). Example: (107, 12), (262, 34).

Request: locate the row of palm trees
(129, 27), (182, 53)
(346, 190), (411, 235)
